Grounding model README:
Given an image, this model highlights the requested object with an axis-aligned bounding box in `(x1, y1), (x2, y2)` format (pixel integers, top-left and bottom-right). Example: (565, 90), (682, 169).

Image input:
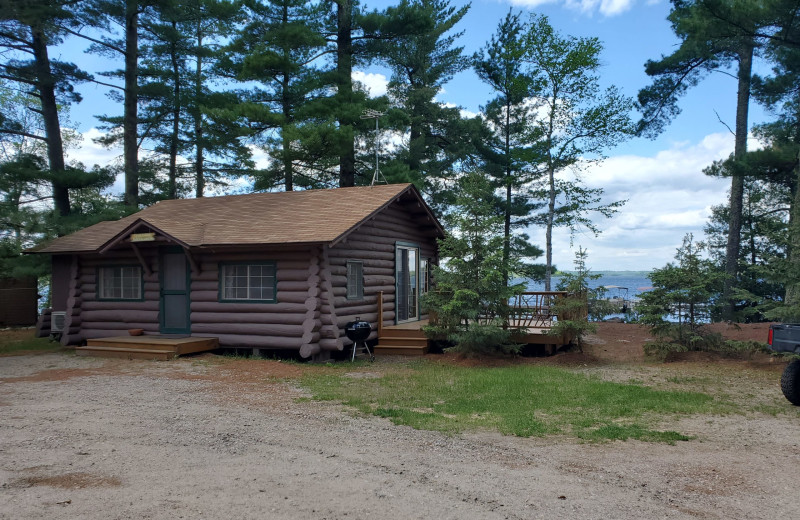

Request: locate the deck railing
(507, 291), (568, 328)
(378, 290), (581, 333)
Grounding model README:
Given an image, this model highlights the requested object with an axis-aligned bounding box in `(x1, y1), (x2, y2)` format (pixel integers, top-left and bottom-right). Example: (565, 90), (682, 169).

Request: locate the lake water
(526, 271), (653, 298)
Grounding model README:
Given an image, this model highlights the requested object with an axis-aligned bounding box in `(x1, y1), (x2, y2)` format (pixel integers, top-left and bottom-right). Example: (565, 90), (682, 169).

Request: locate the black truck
(768, 324), (800, 405)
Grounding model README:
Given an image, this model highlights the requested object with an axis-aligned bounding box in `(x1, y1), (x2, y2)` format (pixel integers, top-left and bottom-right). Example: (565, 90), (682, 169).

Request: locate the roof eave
(328, 184), (444, 248)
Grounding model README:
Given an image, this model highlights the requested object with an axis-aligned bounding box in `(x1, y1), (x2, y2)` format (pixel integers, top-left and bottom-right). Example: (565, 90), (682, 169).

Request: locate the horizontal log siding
(76, 250), (161, 341)
(71, 247), (321, 353)
(190, 249), (316, 352)
(328, 201), (438, 341)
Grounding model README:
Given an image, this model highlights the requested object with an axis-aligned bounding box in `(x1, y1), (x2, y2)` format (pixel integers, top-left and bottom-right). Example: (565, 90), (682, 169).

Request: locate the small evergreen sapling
(639, 234), (725, 353)
(422, 171), (543, 355)
(548, 247), (596, 351)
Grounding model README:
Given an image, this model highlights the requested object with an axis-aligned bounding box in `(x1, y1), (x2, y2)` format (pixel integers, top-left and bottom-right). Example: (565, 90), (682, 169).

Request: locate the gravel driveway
(1, 352), (799, 519)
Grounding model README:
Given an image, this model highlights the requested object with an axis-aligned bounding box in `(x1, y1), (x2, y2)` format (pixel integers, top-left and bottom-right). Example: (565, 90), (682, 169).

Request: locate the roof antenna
(360, 109), (387, 186)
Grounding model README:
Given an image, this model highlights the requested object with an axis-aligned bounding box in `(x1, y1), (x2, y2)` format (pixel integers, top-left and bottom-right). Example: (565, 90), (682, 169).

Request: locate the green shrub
(643, 341), (688, 360)
(643, 336), (770, 360)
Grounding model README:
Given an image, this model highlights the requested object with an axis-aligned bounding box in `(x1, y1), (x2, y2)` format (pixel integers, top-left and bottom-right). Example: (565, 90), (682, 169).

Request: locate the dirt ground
(1, 323), (799, 519)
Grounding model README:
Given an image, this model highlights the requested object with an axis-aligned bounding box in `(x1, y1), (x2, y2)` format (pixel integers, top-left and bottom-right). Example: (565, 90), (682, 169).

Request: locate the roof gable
(31, 184), (444, 254)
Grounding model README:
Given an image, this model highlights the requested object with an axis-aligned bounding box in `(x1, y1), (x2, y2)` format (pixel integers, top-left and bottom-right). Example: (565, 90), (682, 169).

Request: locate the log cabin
(30, 183), (443, 361)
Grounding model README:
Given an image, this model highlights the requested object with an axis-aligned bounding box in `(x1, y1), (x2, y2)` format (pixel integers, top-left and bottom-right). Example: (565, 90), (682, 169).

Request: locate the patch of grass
(665, 375), (714, 385)
(301, 361), (719, 443)
(0, 330), (63, 356)
(579, 424), (690, 443)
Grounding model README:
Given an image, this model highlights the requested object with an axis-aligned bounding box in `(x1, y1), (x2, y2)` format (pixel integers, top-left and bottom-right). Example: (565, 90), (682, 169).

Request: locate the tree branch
(714, 109), (735, 136)
(0, 128), (45, 141)
(61, 27), (126, 55)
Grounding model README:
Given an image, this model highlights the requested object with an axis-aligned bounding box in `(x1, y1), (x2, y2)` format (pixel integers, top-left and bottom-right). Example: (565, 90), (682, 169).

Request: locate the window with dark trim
(346, 260), (364, 300)
(219, 262), (276, 302)
(98, 266), (143, 300)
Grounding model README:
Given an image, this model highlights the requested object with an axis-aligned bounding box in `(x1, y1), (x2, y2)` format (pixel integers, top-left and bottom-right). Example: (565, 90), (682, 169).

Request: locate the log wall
(74, 249), (160, 342)
(59, 197), (438, 357)
(189, 249), (315, 351)
(328, 200), (439, 345)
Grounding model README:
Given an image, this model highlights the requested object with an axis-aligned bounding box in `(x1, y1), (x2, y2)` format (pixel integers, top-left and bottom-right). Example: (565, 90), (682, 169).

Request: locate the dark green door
(160, 249), (191, 334)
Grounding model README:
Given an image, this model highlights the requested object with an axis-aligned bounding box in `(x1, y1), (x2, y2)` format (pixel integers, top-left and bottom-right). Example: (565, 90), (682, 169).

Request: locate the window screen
(98, 266), (142, 300)
(220, 263), (276, 302)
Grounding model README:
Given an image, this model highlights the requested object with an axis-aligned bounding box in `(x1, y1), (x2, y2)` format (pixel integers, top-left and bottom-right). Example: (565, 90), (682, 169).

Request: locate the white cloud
(442, 102), (479, 119)
(66, 127), (122, 169)
(526, 132), (737, 271)
(352, 71), (388, 98)
(508, 0), (637, 17)
(248, 145), (271, 170)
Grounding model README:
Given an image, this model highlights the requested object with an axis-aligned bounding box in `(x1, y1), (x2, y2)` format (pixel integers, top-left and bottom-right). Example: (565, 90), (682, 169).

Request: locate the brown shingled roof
(31, 184), (444, 254)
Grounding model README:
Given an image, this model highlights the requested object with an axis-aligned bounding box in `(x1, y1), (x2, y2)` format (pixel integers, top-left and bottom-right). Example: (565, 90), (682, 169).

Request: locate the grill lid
(344, 317), (371, 341)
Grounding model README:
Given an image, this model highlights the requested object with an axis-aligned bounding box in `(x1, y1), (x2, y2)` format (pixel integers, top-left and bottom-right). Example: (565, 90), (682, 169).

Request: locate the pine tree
(473, 11), (541, 287)
(637, 0), (768, 319)
(0, 0), (90, 216)
(423, 171), (542, 355)
(221, 0), (330, 191)
(377, 0), (470, 193)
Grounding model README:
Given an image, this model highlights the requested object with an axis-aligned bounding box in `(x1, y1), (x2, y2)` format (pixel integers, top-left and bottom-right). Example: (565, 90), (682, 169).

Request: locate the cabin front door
(159, 248), (191, 334)
(395, 244), (419, 323)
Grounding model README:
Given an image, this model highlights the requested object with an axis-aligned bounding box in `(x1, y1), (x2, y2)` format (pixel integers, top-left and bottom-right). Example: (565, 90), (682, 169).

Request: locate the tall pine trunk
(168, 21), (180, 200)
(502, 97), (511, 287)
(722, 41), (754, 319)
(194, 25), (204, 198)
(123, 0), (139, 207)
(30, 24), (69, 218)
(544, 102), (557, 292)
(281, 4), (293, 191)
(336, 0), (355, 187)
(545, 161), (555, 292)
(783, 149), (800, 311)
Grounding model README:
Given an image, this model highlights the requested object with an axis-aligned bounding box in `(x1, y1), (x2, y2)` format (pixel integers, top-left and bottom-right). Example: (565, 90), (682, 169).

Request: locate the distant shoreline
(554, 270), (651, 277)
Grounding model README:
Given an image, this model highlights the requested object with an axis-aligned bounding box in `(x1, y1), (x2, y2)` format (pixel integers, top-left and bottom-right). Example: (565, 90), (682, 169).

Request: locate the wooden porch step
(86, 336), (219, 353)
(373, 344), (428, 356)
(75, 346), (175, 361)
(82, 336), (219, 359)
(86, 339), (177, 351)
(379, 328), (428, 339)
(377, 336), (429, 348)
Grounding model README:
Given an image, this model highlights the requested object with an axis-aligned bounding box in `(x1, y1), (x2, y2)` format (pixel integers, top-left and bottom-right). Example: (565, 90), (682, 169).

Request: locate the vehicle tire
(781, 360), (800, 406)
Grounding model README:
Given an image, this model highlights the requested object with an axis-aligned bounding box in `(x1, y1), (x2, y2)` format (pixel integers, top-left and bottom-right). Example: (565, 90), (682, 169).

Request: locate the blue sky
(60, 0), (768, 272)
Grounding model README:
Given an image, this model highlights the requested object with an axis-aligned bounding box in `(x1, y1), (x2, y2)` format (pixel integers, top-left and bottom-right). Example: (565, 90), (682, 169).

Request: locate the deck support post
(378, 291), (384, 337)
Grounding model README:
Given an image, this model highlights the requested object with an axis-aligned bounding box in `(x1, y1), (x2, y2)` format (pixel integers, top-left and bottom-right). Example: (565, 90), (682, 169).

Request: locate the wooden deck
(373, 291), (576, 356)
(76, 336), (219, 361)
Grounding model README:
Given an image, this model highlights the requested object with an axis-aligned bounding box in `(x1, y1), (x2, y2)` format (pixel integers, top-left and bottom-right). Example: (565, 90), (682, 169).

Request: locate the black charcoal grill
(344, 317), (374, 362)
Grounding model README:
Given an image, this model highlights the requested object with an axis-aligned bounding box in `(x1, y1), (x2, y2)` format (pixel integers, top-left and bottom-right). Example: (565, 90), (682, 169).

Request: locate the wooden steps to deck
(76, 336), (219, 360)
(374, 323), (429, 356)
